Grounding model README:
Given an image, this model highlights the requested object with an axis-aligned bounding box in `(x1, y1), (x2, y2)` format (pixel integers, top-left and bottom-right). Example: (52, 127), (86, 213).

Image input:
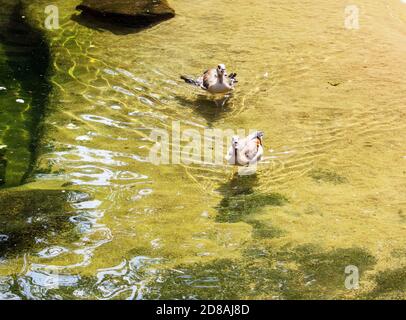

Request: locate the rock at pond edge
(76, 0), (175, 28)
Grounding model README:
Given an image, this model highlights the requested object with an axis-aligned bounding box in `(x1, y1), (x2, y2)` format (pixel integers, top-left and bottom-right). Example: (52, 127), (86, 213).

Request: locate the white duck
(181, 64), (238, 94)
(226, 131), (264, 166)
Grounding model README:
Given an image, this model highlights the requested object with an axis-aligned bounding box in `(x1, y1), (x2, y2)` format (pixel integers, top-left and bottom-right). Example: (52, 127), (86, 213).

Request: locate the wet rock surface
(75, 0), (175, 28)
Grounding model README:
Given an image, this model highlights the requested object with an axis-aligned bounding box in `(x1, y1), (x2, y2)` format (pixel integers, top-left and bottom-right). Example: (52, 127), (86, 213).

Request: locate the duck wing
(181, 69), (213, 88)
(245, 131), (263, 144)
(181, 75), (202, 87)
(228, 73), (237, 80)
(202, 68), (217, 90)
(228, 73), (238, 85)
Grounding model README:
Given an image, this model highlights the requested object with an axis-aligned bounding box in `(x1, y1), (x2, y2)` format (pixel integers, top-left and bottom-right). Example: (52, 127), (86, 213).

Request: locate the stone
(76, 0), (175, 28)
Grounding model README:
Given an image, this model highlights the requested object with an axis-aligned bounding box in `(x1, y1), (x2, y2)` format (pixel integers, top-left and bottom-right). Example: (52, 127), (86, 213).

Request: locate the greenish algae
(216, 193), (287, 223)
(247, 219), (286, 239)
(367, 267), (406, 299)
(309, 168), (348, 184)
(0, 189), (90, 257)
(144, 245), (376, 300)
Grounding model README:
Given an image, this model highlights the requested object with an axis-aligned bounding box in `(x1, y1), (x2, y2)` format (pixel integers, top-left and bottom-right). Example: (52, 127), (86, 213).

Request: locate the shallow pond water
(0, 0), (405, 299)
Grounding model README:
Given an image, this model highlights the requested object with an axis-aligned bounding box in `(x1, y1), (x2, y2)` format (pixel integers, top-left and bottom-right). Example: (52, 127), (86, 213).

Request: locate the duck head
(217, 64), (227, 78)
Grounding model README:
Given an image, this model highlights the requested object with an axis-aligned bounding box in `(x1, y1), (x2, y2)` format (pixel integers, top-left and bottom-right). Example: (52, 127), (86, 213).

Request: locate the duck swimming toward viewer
(181, 64), (238, 94)
(226, 131), (264, 166)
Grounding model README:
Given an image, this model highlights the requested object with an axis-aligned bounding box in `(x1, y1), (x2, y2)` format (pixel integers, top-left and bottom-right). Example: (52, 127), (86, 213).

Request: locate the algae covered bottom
(0, 0), (405, 299)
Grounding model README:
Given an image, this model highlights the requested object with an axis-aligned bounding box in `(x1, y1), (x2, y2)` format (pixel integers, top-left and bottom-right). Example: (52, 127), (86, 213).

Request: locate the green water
(0, 1), (50, 187)
(0, 0), (405, 299)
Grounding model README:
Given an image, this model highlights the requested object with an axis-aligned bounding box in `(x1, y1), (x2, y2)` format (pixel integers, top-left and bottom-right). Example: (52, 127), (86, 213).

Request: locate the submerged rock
(76, 0), (175, 28)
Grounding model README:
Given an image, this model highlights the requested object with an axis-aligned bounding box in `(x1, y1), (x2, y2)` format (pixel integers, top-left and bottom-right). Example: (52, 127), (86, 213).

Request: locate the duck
(181, 64), (238, 94)
(226, 131), (264, 166)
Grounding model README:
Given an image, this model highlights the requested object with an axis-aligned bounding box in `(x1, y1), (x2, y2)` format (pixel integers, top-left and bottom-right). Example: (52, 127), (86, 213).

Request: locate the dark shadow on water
(175, 94), (233, 126)
(217, 172), (258, 198)
(0, 1), (51, 187)
(144, 245), (377, 299)
(215, 172), (287, 223)
(366, 264), (406, 299)
(309, 168), (348, 184)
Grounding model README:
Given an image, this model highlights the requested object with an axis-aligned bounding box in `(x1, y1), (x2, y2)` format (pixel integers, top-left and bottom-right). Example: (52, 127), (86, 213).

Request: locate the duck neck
(218, 73), (224, 84)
